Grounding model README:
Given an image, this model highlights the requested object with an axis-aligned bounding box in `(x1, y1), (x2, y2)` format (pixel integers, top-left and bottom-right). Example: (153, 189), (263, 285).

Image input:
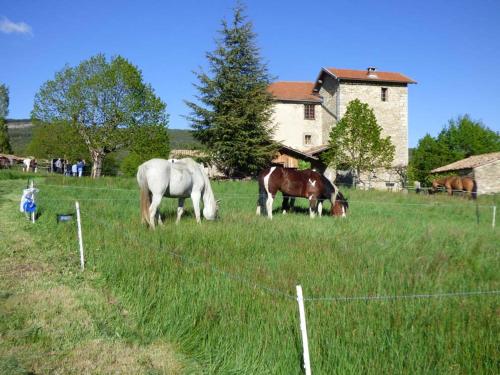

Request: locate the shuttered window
(304, 104), (315, 120)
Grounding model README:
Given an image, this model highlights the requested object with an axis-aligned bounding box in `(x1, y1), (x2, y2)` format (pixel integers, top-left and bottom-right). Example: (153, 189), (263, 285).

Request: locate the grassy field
(1, 171), (499, 374)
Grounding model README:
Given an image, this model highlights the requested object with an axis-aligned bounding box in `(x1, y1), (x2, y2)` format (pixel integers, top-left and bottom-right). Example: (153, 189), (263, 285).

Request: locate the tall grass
(8, 173), (499, 374)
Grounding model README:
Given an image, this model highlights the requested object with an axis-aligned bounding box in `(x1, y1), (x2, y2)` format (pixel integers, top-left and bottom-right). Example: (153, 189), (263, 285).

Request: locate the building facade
(268, 67), (416, 188)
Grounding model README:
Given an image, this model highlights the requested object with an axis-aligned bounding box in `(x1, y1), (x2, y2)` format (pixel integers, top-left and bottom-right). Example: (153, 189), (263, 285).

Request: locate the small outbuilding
(272, 144), (323, 170)
(431, 152), (500, 195)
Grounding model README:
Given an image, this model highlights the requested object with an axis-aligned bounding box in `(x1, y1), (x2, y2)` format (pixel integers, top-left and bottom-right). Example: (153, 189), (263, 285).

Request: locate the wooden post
(30, 180), (35, 223)
(296, 285), (311, 375)
(75, 201), (85, 271)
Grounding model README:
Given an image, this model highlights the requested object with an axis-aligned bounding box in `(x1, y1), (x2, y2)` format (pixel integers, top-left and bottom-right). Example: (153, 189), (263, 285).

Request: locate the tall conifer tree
(186, 3), (277, 177)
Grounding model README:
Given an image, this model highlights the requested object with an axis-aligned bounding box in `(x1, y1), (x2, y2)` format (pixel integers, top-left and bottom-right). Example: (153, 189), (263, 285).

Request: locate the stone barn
(431, 152), (500, 195)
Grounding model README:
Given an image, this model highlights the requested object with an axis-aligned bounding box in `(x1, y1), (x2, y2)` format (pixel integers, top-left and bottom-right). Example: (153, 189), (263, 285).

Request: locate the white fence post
(75, 201), (85, 271)
(30, 180), (35, 224)
(296, 285), (312, 375)
(493, 206), (496, 229)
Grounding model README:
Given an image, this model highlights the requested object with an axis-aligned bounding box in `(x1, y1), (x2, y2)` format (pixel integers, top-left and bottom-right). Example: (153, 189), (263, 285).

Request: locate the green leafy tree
(0, 83), (12, 154)
(26, 120), (89, 161)
(120, 124), (170, 176)
(409, 134), (447, 184)
(323, 99), (395, 185)
(437, 115), (500, 160)
(409, 115), (500, 184)
(32, 54), (167, 177)
(186, 3), (277, 177)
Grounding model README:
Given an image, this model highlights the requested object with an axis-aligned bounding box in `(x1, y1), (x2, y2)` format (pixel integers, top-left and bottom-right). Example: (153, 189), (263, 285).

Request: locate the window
(304, 134), (312, 145)
(381, 87), (388, 102)
(304, 104), (315, 120)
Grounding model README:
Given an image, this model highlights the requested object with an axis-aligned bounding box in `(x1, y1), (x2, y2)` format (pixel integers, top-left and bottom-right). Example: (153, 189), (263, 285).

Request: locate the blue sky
(1, 0), (499, 147)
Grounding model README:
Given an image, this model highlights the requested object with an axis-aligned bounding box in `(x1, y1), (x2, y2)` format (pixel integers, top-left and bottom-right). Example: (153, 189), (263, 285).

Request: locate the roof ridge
(327, 67), (403, 73)
(270, 81), (315, 83)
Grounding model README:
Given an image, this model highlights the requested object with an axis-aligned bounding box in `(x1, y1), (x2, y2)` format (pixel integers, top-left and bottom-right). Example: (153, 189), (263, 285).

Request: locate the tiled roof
(304, 144), (330, 155)
(431, 152), (500, 173)
(268, 81), (322, 103)
(325, 68), (416, 84)
(278, 144), (319, 161)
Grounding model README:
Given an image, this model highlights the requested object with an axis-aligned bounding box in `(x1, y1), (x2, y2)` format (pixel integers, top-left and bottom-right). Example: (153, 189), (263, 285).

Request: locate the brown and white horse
(430, 176), (477, 199)
(256, 166), (348, 219)
(0, 156), (12, 169)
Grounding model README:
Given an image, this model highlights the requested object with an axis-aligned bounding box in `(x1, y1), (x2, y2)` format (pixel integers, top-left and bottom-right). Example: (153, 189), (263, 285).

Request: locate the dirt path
(0, 180), (188, 374)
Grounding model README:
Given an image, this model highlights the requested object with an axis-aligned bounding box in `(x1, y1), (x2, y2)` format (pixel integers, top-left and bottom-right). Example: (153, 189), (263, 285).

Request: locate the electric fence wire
(36, 183), (496, 208)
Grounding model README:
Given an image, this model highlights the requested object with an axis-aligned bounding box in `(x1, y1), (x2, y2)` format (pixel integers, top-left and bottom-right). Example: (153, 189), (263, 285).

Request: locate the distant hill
(6, 119), (33, 155)
(168, 128), (200, 149)
(6, 119), (200, 155)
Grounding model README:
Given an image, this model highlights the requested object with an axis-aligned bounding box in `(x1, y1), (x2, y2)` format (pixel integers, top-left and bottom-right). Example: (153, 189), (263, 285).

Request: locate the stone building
(268, 67), (416, 188)
(431, 152), (500, 195)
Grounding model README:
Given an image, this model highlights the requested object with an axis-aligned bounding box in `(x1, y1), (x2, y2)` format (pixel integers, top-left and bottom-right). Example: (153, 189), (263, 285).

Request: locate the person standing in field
(77, 159), (84, 177)
(55, 158), (62, 173)
(72, 162), (78, 177)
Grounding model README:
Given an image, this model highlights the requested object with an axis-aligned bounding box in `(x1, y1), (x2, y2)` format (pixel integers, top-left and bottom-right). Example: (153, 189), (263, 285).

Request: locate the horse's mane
(335, 190), (349, 208)
(318, 172), (348, 207)
(198, 163), (216, 208)
(177, 158), (216, 215)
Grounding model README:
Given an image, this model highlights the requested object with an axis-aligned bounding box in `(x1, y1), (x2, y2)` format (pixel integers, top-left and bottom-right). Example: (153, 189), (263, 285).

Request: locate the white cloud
(0, 16), (33, 35)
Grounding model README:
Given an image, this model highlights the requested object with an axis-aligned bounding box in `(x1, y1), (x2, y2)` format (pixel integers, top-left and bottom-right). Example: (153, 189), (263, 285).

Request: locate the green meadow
(1, 171), (498, 374)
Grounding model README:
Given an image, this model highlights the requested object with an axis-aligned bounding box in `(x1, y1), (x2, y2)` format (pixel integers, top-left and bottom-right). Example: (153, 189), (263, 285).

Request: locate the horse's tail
(472, 179), (478, 200)
(257, 170), (268, 215)
(137, 163), (151, 225)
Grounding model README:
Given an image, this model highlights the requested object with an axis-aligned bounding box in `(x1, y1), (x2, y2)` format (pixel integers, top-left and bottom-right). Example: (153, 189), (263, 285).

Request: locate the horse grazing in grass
(22, 158), (37, 173)
(137, 158), (218, 227)
(256, 166), (348, 219)
(430, 176), (477, 199)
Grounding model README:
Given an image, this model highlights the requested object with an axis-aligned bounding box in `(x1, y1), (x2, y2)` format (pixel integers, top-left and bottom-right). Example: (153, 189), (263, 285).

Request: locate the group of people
(54, 158), (85, 177)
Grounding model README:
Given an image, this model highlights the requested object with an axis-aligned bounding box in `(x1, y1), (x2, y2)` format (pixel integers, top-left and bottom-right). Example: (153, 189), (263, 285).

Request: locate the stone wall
(270, 102), (323, 151)
(318, 77), (339, 144)
(474, 160), (500, 195)
(338, 81), (409, 167)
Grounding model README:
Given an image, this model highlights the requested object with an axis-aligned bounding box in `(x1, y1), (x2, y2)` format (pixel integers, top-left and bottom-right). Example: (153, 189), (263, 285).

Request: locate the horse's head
(332, 201), (347, 217)
(203, 199), (221, 221)
(331, 194), (348, 217)
(430, 178), (444, 194)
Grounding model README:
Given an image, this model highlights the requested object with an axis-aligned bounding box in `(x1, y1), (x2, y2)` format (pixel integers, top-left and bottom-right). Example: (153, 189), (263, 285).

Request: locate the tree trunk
(90, 150), (105, 178)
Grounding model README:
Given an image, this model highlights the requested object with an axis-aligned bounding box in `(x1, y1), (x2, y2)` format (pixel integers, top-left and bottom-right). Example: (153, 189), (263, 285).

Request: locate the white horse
(22, 158), (37, 173)
(23, 158), (31, 172)
(137, 158), (218, 227)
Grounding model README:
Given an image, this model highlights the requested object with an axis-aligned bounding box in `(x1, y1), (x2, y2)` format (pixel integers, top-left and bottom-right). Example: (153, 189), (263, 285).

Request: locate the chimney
(367, 67), (377, 78)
